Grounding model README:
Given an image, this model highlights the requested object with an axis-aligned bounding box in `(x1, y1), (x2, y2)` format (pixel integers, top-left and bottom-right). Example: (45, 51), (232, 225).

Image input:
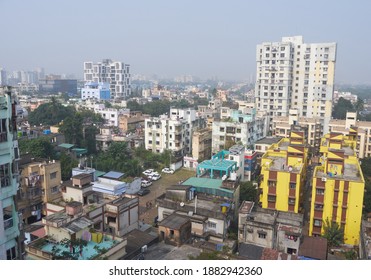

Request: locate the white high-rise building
(84, 59), (131, 99)
(255, 36), (336, 134)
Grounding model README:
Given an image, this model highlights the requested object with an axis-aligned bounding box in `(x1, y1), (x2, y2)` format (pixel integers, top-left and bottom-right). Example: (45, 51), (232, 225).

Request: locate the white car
(149, 173), (161, 181)
(142, 169), (154, 176)
(161, 168), (174, 174)
(141, 180), (152, 188)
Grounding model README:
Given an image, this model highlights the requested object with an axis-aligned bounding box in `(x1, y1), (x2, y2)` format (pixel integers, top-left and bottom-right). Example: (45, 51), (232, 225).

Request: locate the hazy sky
(1, 0), (371, 83)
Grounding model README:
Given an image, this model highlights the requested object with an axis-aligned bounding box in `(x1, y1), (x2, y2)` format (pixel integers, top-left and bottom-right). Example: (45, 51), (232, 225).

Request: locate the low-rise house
(238, 201), (304, 256)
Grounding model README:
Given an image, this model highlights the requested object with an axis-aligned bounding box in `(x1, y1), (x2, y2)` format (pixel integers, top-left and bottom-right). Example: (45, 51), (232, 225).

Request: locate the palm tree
(322, 218), (344, 248)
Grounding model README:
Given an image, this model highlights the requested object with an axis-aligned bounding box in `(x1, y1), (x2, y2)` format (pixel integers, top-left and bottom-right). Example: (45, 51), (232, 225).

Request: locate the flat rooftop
(255, 137), (282, 145)
(265, 156), (303, 173)
(315, 163), (362, 182)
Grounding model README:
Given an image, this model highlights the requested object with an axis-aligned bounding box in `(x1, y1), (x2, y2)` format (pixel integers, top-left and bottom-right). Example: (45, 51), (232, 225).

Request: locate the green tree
(18, 137), (55, 159)
(322, 218), (344, 248)
(28, 98), (75, 126)
(59, 114), (83, 146)
(59, 152), (78, 181)
(83, 126), (99, 155)
(332, 97), (355, 120)
(239, 181), (257, 203)
(355, 98), (364, 114)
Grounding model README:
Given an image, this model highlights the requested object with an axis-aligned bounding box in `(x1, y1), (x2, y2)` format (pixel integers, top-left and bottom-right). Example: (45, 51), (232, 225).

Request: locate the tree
(18, 137), (55, 159)
(239, 181), (257, 203)
(332, 97), (355, 120)
(83, 126), (99, 155)
(59, 152), (78, 181)
(59, 114), (83, 146)
(28, 98), (75, 126)
(322, 218), (344, 248)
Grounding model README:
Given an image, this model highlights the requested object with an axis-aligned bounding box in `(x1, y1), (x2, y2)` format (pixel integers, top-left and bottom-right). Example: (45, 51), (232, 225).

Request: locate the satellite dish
(180, 202), (185, 207)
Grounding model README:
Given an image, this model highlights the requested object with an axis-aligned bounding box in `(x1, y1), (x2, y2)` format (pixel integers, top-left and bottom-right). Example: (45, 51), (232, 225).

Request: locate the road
(138, 169), (195, 224)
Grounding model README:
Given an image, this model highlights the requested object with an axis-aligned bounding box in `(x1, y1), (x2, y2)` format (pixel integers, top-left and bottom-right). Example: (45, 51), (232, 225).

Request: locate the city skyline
(1, 0), (371, 84)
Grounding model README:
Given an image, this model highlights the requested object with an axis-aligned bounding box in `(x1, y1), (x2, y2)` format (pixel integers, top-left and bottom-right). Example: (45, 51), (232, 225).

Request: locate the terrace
(26, 233), (126, 260)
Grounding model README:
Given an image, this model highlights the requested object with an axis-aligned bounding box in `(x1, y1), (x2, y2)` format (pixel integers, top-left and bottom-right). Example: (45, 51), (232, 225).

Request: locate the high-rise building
(0, 87), (21, 260)
(84, 59), (131, 99)
(255, 36), (336, 134)
(309, 132), (365, 245)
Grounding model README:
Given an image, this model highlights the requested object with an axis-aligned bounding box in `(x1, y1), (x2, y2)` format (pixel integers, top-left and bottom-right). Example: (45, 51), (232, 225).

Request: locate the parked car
(149, 172), (161, 181)
(142, 169), (154, 176)
(137, 189), (150, 196)
(141, 180), (152, 188)
(161, 167), (174, 174)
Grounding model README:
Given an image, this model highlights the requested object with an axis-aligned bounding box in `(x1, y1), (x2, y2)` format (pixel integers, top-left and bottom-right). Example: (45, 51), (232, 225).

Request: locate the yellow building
(309, 132), (365, 245)
(259, 131), (308, 213)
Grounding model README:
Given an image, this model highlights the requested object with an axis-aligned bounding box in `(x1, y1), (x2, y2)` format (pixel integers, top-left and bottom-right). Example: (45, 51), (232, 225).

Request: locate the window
(0, 118), (7, 142)
(219, 127), (225, 132)
(208, 221), (216, 229)
(258, 232), (267, 239)
(219, 136), (225, 141)
(6, 246), (17, 260)
(314, 219), (322, 227)
(268, 195), (276, 202)
(316, 189), (324, 195)
(289, 183), (296, 189)
(236, 129), (241, 133)
(288, 198), (295, 205)
(51, 186), (59, 194)
(0, 163), (11, 188)
(50, 172), (57, 180)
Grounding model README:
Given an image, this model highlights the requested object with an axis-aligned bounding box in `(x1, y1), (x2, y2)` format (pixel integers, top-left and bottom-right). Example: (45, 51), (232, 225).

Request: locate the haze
(1, 0), (370, 83)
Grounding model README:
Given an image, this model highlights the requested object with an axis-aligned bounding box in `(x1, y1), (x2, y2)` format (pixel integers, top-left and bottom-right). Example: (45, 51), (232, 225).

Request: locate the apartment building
(212, 108), (267, 153)
(84, 59), (131, 99)
(191, 128), (212, 161)
(144, 108), (205, 157)
(309, 132), (365, 245)
(94, 106), (130, 127)
(81, 82), (110, 101)
(118, 111), (149, 133)
(259, 131), (309, 213)
(0, 87), (21, 260)
(255, 36), (336, 133)
(272, 109), (322, 149)
(17, 160), (62, 224)
(329, 112), (371, 158)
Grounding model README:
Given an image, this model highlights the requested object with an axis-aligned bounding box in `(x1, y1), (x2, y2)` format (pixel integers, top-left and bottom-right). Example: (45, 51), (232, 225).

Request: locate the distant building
(192, 128), (212, 161)
(39, 78), (77, 95)
(81, 82), (110, 101)
(333, 91), (358, 104)
(84, 59), (131, 99)
(272, 109), (322, 150)
(329, 112), (371, 158)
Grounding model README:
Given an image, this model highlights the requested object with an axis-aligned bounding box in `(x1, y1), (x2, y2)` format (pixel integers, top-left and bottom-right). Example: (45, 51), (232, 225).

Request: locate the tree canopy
(332, 98), (355, 120)
(322, 218), (344, 248)
(18, 137), (55, 159)
(28, 97), (76, 126)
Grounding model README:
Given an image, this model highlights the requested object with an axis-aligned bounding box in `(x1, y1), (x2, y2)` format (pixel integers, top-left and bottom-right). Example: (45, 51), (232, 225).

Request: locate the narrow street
(138, 169), (195, 224)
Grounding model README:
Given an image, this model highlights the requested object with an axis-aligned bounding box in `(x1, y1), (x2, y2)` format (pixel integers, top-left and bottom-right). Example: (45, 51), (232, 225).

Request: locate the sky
(1, 0), (371, 83)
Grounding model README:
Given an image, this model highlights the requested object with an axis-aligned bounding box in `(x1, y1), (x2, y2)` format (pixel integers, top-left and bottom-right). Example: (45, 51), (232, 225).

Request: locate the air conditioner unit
(321, 178), (327, 182)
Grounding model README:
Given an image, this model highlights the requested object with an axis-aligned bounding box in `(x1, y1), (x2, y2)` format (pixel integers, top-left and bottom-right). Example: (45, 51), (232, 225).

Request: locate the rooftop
(315, 163), (362, 182)
(58, 143), (74, 149)
(182, 177), (233, 194)
(159, 214), (190, 229)
(265, 155), (303, 173)
(255, 137), (282, 145)
(103, 171), (125, 180)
